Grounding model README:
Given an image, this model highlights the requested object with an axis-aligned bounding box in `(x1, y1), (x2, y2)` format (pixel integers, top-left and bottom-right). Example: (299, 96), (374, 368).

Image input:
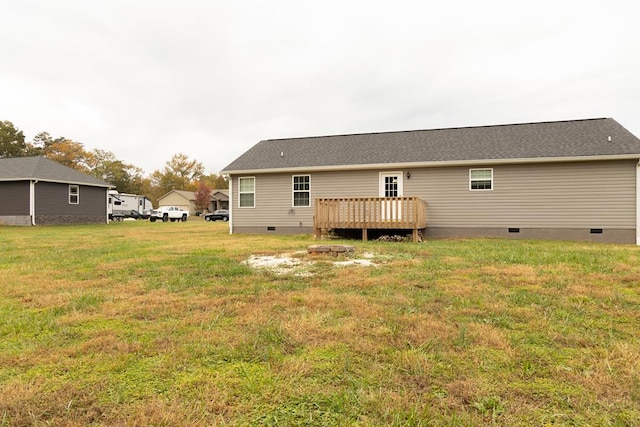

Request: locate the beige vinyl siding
(231, 159), (637, 231)
(231, 171), (380, 229)
(408, 160), (636, 229)
(232, 173), (315, 228)
(157, 193), (192, 213)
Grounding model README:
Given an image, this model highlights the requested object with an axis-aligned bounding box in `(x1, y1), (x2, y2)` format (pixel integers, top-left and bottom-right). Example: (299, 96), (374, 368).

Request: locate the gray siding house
(0, 156), (112, 225)
(221, 118), (640, 244)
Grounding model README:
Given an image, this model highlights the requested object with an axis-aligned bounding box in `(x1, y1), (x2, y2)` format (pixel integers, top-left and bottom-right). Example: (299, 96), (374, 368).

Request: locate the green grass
(1, 220), (639, 426)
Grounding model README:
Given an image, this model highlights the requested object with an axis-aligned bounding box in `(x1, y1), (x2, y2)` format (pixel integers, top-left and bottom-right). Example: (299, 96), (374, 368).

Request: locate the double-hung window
(69, 185), (79, 204)
(292, 175), (310, 207)
(238, 177), (255, 208)
(469, 169), (493, 191)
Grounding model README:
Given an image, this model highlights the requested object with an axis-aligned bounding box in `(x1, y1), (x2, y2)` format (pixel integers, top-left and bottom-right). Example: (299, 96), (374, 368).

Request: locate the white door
(379, 172), (403, 220)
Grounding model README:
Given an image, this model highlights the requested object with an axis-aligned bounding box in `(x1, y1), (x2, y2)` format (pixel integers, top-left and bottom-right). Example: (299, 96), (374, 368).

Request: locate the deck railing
(314, 197), (427, 241)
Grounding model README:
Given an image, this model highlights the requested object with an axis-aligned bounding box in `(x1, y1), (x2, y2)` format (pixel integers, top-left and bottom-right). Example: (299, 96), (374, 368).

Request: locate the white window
(292, 175), (310, 207)
(238, 177), (255, 208)
(470, 169), (493, 191)
(69, 185), (79, 204)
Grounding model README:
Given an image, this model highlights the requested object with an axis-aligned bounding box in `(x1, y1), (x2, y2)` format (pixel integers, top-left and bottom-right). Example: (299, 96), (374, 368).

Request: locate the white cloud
(1, 0), (639, 175)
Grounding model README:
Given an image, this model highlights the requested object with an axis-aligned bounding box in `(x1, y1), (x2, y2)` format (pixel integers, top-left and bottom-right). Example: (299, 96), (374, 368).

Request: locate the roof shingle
(222, 118), (640, 173)
(0, 156), (111, 187)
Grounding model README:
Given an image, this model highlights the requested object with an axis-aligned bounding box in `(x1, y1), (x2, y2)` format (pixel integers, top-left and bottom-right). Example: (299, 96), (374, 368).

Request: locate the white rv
(108, 190), (154, 221)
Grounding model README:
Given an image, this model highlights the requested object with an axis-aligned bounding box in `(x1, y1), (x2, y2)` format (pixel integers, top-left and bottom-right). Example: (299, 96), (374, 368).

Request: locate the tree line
(0, 120), (227, 208)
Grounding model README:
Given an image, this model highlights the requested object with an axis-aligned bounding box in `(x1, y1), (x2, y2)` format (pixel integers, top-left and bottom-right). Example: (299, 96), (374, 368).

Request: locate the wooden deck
(314, 197), (428, 242)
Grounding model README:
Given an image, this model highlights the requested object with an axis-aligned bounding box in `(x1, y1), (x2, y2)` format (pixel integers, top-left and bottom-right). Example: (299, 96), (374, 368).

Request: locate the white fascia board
(221, 154), (640, 176)
(227, 177), (233, 235)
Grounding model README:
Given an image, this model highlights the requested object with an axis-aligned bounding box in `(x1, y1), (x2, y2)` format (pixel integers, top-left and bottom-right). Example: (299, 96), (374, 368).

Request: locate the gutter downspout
(30, 180), (37, 225)
(227, 175), (233, 235)
(106, 190), (109, 224)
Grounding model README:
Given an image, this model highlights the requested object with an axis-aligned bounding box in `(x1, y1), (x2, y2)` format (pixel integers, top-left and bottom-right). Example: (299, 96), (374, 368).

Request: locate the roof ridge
(264, 117), (611, 143)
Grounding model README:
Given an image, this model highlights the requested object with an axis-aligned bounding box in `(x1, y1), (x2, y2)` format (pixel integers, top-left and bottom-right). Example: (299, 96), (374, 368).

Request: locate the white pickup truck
(149, 206), (189, 222)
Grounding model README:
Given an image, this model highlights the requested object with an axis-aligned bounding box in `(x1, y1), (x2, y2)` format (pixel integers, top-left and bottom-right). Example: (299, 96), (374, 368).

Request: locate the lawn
(0, 221), (639, 426)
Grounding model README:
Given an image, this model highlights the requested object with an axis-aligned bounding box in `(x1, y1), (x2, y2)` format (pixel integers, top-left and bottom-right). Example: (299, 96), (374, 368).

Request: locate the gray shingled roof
(0, 156), (112, 187)
(222, 118), (640, 173)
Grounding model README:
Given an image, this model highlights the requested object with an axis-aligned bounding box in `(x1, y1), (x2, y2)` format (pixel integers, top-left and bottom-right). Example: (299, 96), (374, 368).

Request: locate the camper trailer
(108, 191), (154, 221)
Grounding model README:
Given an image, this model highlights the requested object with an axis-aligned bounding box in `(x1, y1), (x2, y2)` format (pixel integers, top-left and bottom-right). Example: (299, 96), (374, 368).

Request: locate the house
(221, 118), (640, 245)
(210, 189), (229, 211)
(0, 156), (112, 226)
(157, 189), (229, 215)
(157, 190), (195, 214)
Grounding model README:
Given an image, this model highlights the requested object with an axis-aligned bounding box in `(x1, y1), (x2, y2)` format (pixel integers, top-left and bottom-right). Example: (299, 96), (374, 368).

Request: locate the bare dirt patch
(243, 251), (378, 276)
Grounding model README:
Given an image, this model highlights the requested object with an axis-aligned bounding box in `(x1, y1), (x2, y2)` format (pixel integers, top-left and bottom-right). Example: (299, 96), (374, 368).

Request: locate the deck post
(362, 228), (368, 241)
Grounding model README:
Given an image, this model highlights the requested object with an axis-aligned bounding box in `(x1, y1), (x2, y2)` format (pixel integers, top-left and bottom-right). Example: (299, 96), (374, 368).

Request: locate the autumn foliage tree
(2, 120), (227, 205)
(31, 131), (63, 155)
(194, 181), (212, 213)
(202, 173), (229, 190)
(148, 153), (205, 204)
(44, 139), (91, 172)
(86, 149), (145, 194)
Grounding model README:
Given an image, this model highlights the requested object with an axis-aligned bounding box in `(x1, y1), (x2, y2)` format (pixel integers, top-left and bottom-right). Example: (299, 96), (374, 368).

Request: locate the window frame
(69, 185), (80, 204)
(292, 175), (311, 207)
(379, 172), (404, 198)
(469, 168), (493, 191)
(238, 176), (255, 208)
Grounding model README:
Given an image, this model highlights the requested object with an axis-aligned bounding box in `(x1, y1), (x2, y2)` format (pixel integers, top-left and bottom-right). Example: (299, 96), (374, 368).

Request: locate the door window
(379, 172), (403, 197)
(384, 175), (398, 197)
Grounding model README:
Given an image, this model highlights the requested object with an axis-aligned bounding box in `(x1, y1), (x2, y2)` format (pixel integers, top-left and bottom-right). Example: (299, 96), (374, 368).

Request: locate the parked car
(149, 206), (189, 222)
(110, 210), (143, 222)
(204, 209), (229, 222)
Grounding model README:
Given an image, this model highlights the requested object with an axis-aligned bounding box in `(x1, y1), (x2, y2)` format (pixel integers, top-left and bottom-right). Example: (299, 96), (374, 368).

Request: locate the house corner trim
(227, 176), (233, 235)
(637, 160), (640, 245)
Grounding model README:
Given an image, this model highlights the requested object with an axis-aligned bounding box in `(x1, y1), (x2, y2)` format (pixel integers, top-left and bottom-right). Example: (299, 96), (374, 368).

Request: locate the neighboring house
(221, 118), (640, 244)
(157, 190), (195, 214)
(157, 189), (229, 215)
(211, 189), (229, 211)
(0, 156), (112, 226)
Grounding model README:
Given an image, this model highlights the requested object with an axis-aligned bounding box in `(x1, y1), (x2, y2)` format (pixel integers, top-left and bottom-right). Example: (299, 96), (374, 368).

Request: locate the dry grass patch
(479, 264), (540, 286)
(400, 315), (458, 348)
(437, 271), (485, 295)
(72, 330), (144, 356)
(0, 380), (106, 426)
(465, 323), (512, 350)
(2, 223), (640, 425)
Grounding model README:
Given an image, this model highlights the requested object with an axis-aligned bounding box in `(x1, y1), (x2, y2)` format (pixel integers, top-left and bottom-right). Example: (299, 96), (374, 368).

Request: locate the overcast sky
(2, 0), (639, 175)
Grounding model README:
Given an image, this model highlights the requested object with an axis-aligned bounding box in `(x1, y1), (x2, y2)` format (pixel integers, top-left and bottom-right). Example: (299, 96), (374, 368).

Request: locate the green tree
(28, 131), (64, 156)
(87, 149), (145, 194)
(0, 120), (27, 158)
(44, 138), (91, 172)
(150, 153), (205, 196)
(139, 177), (161, 207)
(202, 173), (229, 190)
